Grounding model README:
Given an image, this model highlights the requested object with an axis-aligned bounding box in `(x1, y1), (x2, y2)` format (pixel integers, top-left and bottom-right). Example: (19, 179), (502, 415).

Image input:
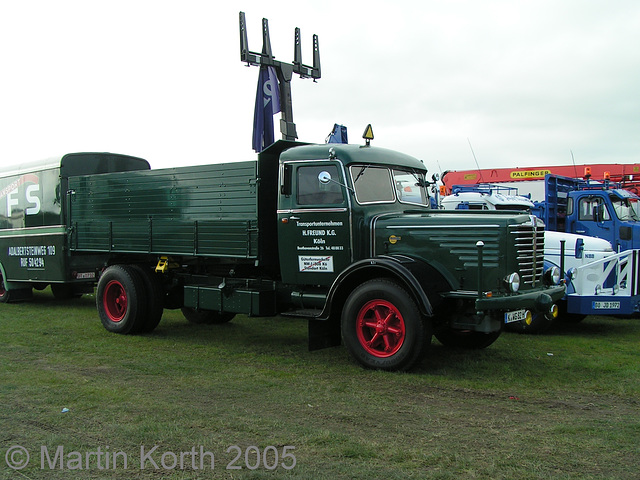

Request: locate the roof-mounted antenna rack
(239, 11), (321, 141)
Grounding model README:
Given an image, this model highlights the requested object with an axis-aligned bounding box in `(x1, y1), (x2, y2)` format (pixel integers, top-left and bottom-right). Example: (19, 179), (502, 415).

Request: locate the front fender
(318, 256), (435, 320)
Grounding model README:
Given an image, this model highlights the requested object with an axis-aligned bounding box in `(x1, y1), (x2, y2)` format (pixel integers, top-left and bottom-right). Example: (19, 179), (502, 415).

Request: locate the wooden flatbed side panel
(69, 162), (260, 259)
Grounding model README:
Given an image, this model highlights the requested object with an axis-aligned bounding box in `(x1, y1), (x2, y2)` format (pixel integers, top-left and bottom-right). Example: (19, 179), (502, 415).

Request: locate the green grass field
(1, 289), (639, 479)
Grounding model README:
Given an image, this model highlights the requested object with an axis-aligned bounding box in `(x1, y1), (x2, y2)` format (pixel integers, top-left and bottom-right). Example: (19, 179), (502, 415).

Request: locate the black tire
(131, 265), (164, 333)
(0, 269), (9, 303)
(557, 301), (587, 324)
(164, 286), (184, 310)
(181, 307), (236, 324)
(0, 266), (31, 303)
(96, 265), (147, 334)
(504, 312), (554, 334)
(341, 279), (430, 371)
(435, 329), (501, 349)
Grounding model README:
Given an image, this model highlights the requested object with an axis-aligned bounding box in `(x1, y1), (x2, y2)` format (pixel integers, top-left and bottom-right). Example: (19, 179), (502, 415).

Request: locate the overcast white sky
(1, 1), (639, 175)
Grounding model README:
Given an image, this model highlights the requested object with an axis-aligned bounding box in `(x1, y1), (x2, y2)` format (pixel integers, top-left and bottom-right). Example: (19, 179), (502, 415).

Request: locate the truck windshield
(349, 165), (430, 207)
(350, 165), (395, 203)
(611, 196), (640, 221)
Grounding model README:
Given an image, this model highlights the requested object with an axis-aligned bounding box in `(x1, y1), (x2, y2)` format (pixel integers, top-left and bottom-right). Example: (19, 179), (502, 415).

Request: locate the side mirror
(574, 238), (584, 259)
(318, 171), (332, 184)
(593, 203), (604, 223)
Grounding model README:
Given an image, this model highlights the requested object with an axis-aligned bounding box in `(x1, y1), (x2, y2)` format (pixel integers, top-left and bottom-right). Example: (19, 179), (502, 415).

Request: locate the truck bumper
(566, 294), (640, 316)
(474, 285), (566, 314)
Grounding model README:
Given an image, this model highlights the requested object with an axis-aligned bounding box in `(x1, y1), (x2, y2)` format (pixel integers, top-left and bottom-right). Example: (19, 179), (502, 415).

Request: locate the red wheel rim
(103, 280), (127, 322)
(356, 299), (406, 358)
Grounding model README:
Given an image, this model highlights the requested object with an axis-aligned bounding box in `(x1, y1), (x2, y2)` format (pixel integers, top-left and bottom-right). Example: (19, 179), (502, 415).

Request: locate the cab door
(573, 194), (613, 244)
(277, 162), (352, 286)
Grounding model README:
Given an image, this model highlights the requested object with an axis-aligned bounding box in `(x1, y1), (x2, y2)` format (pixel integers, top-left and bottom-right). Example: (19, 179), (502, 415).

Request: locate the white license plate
(504, 309), (527, 324)
(592, 301), (620, 310)
(76, 272), (96, 279)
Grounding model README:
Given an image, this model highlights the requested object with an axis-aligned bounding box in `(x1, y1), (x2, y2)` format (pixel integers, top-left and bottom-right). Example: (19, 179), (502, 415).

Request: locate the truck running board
(281, 309), (322, 318)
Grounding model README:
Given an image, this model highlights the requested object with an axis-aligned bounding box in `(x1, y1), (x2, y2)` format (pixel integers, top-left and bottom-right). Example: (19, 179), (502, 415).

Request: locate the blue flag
(252, 66), (281, 152)
(326, 124), (348, 144)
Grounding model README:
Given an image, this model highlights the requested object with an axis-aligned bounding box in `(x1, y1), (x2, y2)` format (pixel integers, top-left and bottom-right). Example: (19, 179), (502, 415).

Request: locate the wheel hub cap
(356, 299), (406, 358)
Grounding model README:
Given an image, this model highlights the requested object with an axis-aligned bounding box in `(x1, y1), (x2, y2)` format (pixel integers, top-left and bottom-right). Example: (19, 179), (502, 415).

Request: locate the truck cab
(567, 187), (640, 251)
(275, 144), (564, 354)
(276, 143), (432, 287)
(532, 174), (640, 252)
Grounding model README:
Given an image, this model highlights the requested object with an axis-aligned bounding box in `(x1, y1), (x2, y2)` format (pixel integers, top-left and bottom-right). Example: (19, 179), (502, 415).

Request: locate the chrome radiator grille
(510, 217), (545, 287)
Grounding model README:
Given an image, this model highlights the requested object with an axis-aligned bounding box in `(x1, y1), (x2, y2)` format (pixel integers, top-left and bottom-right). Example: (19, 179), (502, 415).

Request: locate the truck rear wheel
(341, 279), (430, 371)
(97, 265), (147, 334)
(132, 265), (164, 333)
(181, 307), (235, 324)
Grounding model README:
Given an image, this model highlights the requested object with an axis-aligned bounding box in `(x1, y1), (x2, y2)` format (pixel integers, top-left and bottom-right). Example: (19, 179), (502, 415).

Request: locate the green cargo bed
(68, 161), (264, 260)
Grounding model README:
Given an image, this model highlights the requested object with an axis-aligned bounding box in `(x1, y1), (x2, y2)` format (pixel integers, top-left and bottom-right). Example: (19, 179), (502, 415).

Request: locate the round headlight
(504, 272), (520, 293)
(544, 266), (561, 285)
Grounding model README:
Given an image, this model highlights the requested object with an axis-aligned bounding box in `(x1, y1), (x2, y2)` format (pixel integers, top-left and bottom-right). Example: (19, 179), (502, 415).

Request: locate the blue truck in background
(442, 175), (640, 331)
(531, 173), (640, 252)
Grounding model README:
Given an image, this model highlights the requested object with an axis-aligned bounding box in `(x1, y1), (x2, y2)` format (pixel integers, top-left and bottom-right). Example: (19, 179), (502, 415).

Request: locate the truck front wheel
(97, 265), (147, 334)
(341, 279), (430, 371)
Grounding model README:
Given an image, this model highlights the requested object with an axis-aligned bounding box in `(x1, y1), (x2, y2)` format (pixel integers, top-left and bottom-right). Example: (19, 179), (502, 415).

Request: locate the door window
(578, 198), (610, 221)
(297, 165), (344, 205)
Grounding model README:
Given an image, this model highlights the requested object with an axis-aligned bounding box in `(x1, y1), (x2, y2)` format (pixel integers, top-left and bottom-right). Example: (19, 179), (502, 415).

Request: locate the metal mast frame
(239, 11), (321, 141)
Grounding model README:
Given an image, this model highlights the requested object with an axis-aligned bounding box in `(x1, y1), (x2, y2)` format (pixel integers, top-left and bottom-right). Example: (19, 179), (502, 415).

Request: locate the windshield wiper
(353, 165), (369, 183)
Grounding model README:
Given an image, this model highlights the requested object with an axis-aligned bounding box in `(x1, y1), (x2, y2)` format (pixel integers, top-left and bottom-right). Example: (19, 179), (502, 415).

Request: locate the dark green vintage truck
(0, 141), (564, 370)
